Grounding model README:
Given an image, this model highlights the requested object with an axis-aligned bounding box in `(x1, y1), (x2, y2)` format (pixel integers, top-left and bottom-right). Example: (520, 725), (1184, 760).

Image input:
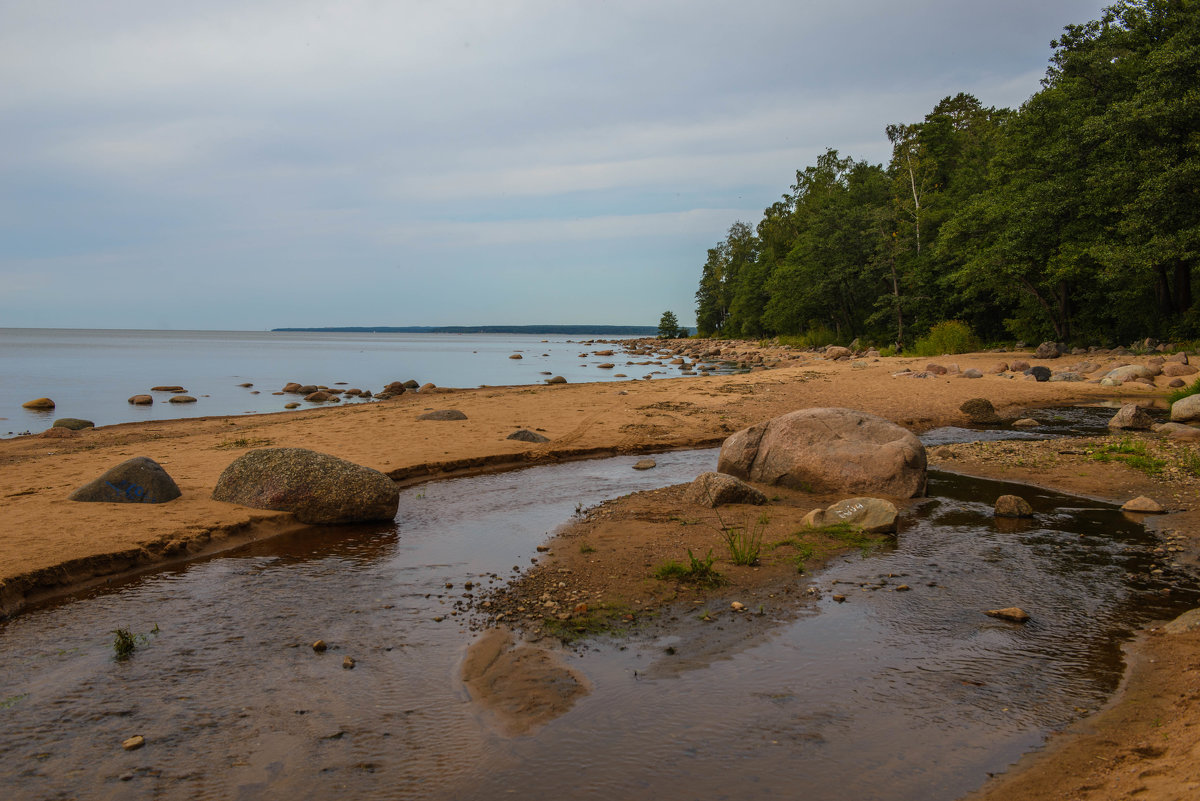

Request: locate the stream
(0, 409), (1194, 800)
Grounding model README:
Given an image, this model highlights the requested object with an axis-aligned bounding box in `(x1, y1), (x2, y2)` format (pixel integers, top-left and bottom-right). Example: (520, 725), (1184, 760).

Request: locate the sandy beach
(3, 343), (1199, 799)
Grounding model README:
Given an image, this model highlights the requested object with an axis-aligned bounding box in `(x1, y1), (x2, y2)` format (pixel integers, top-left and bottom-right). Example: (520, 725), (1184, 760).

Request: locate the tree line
(694, 0), (1198, 348)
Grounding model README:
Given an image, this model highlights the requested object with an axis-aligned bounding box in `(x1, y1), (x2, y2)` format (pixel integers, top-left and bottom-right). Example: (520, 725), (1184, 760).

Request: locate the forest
(693, 0), (1198, 349)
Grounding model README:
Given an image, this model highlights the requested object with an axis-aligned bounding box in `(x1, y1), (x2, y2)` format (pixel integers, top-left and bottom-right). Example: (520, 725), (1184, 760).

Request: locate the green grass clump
(1167, 376), (1200, 405)
(721, 514), (767, 566)
(654, 549), (726, 588)
(111, 624), (159, 660)
(1088, 439), (1167, 475)
(542, 603), (634, 642)
(774, 522), (890, 574)
(911, 320), (979, 356)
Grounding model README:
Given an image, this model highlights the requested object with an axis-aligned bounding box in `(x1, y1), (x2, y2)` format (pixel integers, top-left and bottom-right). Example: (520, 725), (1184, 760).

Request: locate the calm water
(0, 329), (698, 436)
(0, 450), (1193, 801)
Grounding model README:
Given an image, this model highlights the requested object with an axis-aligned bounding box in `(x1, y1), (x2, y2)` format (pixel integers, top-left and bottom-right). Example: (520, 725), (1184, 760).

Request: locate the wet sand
(2, 343), (1198, 799)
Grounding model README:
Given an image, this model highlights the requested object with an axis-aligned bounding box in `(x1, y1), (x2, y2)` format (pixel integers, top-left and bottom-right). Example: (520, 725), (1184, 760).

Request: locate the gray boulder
(1170, 394), (1200, 422)
(69, 457), (182, 504)
(212, 448), (399, 524)
(1108, 403), (1153, 430)
(803, 497), (898, 533)
(1027, 366), (1051, 382)
(717, 408), (926, 497)
(418, 409), (467, 421)
(683, 472), (767, 507)
(1106, 364), (1155, 382)
(507, 429), (550, 443)
(1034, 342), (1061, 359)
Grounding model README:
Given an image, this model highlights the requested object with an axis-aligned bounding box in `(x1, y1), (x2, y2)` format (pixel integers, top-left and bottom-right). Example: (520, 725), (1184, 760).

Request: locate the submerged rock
(69, 457), (182, 504)
(212, 448), (399, 524)
(993, 495), (1034, 517)
(632, 458), (657, 470)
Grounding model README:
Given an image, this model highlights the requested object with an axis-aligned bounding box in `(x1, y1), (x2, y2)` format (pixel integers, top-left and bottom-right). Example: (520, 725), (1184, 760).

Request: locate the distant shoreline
(270, 325), (659, 335)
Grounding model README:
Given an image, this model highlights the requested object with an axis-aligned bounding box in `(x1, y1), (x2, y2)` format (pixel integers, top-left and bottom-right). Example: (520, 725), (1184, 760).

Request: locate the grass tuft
(654, 549), (726, 588)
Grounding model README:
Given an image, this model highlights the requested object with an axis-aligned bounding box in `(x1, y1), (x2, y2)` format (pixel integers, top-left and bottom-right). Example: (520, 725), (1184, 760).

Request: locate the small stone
(151, 386), (185, 392)
(832, 594), (846, 603)
(895, 585), (910, 592)
(1012, 418), (1039, 428)
(509, 354), (523, 359)
(984, 607), (1030, 623)
(312, 640), (327, 652)
(22, 397), (55, 409)
(730, 601), (745, 611)
(343, 656), (356, 669)
(128, 394), (153, 405)
(632, 459), (656, 470)
(1122, 496), (1165, 513)
(284, 402), (300, 409)
(168, 395), (197, 404)
(994, 495), (1034, 518)
(122, 735), (145, 751)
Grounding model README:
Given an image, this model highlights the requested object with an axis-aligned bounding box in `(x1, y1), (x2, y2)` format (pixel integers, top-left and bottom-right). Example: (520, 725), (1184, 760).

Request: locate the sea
(0, 328), (683, 437)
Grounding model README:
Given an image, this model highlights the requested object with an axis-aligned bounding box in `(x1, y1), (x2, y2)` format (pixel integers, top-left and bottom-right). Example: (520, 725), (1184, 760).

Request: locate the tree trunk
(1173, 261), (1193, 315)
(1155, 265), (1174, 314)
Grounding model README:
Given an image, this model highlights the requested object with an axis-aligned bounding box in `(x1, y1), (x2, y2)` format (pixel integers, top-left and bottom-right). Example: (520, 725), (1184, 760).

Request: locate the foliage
(111, 624), (159, 660)
(720, 515), (767, 566)
(695, 1), (1199, 344)
(1088, 438), (1167, 475)
(1167, 376), (1200, 405)
(657, 310), (687, 339)
(654, 549), (726, 588)
(910, 320), (979, 356)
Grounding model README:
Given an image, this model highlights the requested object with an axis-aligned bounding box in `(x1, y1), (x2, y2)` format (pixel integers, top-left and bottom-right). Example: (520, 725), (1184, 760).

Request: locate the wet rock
(122, 735), (145, 751)
(343, 656), (356, 669)
(212, 448), (399, 524)
(21, 397), (55, 409)
(296, 385), (319, 394)
(238, 382), (253, 388)
(545, 376), (567, 384)
(284, 402), (301, 409)
(993, 495), (1034, 517)
(803, 497), (899, 533)
(683, 472), (767, 507)
(1108, 403), (1153, 430)
(150, 386), (185, 392)
(597, 363), (615, 369)
(1122, 495), (1165, 513)
(984, 607), (1030, 623)
(960, 398), (1001, 425)
(719, 408), (927, 497)
(382, 382), (408, 395)
(52, 418), (94, 430)
(69, 457), (182, 504)
(632, 458), (657, 470)
(1034, 342), (1061, 359)
(507, 429), (550, 443)
(128, 394), (153, 405)
(282, 382), (303, 393)
(509, 354), (523, 359)
(312, 639), (327, 652)
(418, 409), (467, 421)
(1171, 394), (1200, 422)
(1012, 418), (1039, 428)
(1026, 366), (1051, 382)
(168, 395), (197, 404)
(304, 391), (334, 402)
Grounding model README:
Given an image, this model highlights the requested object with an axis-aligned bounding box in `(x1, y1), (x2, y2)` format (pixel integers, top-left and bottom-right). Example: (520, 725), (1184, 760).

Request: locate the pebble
(730, 601), (745, 611)
(343, 656), (356, 670)
(122, 735), (145, 751)
(984, 607), (1030, 623)
(311, 640), (327, 652)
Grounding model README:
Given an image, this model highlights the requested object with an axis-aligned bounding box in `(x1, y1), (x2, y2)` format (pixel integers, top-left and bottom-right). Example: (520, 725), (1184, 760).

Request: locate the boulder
(985, 607), (1030, 623)
(304, 391), (334, 402)
(545, 376), (568, 385)
(282, 382), (303, 393)
(284, 402), (301, 409)
(150, 386), (185, 392)
(1155, 422), (1200, 441)
(507, 429), (550, 443)
(1027, 366), (1051, 382)
(1105, 364), (1155, 382)
(960, 398), (1001, 425)
(381, 382), (408, 395)
(1108, 403), (1153, 430)
(509, 354), (523, 359)
(128, 394), (153, 405)
(69, 457), (182, 504)
(1170, 394), (1200, 422)
(988, 362), (1009, 374)
(824, 346), (853, 360)
(925, 363), (948, 375)
(1012, 418), (1040, 428)
(1162, 362), (1198, 377)
(802, 497), (898, 533)
(994, 495), (1034, 517)
(632, 458), (657, 470)
(1049, 372), (1086, 382)
(418, 383), (438, 393)
(403, 379), (420, 389)
(597, 363), (615, 369)
(1121, 495), (1165, 513)
(959, 368), (983, 379)
(717, 408), (926, 497)
(211, 448), (399, 524)
(21, 397), (55, 410)
(683, 472), (767, 507)
(418, 409), (467, 421)
(52, 418), (94, 430)
(1009, 360), (1030, 372)
(1034, 342), (1061, 359)
(168, 395), (197, 404)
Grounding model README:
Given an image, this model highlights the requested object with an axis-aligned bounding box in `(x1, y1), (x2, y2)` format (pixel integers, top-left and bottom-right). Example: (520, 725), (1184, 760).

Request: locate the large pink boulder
(717, 408), (927, 497)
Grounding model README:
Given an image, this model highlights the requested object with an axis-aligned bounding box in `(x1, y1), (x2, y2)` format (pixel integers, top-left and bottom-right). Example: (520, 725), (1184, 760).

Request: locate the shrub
(1167, 376), (1200, 406)
(778, 324), (841, 349)
(911, 321), (979, 356)
(654, 549), (726, 588)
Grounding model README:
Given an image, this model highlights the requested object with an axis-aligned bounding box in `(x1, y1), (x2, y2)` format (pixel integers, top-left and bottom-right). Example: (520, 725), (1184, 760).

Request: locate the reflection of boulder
(461, 628), (591, 737)
(212, 448), (399, 524)
(69, 457), (182, 504)
(718, 408), (926, 497)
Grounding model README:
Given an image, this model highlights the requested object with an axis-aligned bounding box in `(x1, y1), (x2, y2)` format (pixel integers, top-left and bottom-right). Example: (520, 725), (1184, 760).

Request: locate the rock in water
(128, 394), (153, 405)
(22, 397), (55, 410)
(803, 497), (898, 533)
(984, 607), (1030, 623)
(1121, 496), (1165, 513)
(718, 408), (926, 497)
(993, 495), (1034, 517)
(507, 429), (550, 443)
(683, 472), (767, 507)
(212, 448), (399, 524)
(1108, 403), (1153, 430)
(959, 398), (1001, 425)
(632, 458), (657, 470)
(69, 457), (182, 504)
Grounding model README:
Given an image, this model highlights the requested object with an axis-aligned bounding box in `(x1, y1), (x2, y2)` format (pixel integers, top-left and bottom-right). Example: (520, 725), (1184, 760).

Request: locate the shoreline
(2, 344), (1198, 799)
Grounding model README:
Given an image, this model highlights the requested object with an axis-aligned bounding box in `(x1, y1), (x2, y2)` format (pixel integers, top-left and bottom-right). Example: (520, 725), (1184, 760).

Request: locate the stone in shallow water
(632, 459), (656, 470)
(802, 497), (898, 534)
(993, 495), (1034, 517)
(1121, 495), (1165, 513)
(984, 607), (1030, 623)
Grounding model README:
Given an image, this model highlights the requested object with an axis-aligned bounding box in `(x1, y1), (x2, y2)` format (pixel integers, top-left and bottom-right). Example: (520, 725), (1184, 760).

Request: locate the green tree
(657, 310), (683, 339)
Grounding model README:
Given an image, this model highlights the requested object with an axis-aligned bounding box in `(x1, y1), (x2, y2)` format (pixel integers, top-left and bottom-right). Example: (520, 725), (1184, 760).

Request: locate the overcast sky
(1, 0), (1107, 331)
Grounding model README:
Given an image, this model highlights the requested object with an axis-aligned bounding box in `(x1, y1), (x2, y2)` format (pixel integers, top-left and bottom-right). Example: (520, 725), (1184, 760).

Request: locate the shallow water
(920, 403), (1167, 446)
(0, 450), (1194, 801)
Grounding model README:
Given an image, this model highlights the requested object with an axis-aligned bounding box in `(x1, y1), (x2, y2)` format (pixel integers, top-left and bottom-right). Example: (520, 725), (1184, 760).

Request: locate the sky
(0, 0), (1109, 331)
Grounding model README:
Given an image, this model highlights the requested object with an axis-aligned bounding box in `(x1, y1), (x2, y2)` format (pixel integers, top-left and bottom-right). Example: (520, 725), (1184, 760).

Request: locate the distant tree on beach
(658, 310), (686, 339)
